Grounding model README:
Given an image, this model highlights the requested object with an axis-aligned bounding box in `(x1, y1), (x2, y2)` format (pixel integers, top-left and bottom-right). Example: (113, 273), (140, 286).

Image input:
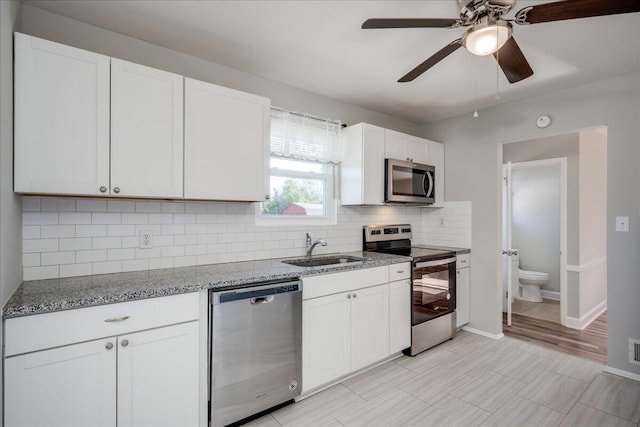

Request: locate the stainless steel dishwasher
(210, 279), (302, 426)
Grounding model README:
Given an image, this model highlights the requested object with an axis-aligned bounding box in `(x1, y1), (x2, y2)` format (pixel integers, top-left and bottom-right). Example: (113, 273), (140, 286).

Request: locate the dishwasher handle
(250, 296), (274, 305)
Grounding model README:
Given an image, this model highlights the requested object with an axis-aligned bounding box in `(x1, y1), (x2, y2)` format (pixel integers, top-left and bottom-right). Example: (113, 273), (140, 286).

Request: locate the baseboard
(564, 300), (607, 330)
(541, 290), (560, 301)
(604, 366), (640, 382)
(462, 326), (504, 340)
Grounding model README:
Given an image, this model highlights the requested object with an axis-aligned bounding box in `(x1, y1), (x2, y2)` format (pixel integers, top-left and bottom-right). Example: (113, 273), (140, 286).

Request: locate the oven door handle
(414, 257), (457, 268)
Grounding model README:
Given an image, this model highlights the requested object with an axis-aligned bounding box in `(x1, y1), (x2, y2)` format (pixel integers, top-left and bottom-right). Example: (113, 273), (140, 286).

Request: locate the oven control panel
(364, 224), (412, 242)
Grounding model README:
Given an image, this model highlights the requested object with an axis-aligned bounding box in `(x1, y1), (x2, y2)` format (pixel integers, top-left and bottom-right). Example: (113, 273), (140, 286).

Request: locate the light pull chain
(473, 55), (479, 118)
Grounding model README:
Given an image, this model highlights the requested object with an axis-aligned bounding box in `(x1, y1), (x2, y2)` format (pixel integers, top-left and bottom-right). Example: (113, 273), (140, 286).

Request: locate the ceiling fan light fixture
(463, 20), (512, 56)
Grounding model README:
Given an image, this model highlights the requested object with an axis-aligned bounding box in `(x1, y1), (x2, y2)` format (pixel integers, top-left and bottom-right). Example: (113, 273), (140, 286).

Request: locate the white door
(389, 279), (411, 353)
(302, 293), (351, 391)
(14, 33), (110, 196)
(117, 322), (199, 427)
(505, 162), (514, 326)
(4, 338), (116, 427)
(456, 267), (470, 327)
(111, 58), (184, 198)
(184, 78), (270, 201)
(350, 284), (389, 372)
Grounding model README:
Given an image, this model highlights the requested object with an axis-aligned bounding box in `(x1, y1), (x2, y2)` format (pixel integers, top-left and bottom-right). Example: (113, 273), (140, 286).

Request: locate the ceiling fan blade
(398, 39), (462, 82)
(514, 0), (640, 25)
(493, 37), (534, 83)
(362, 18), (460, 29)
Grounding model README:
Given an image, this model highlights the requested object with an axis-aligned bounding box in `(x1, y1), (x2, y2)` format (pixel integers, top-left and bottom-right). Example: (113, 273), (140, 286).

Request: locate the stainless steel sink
(283, 255), (365, 267)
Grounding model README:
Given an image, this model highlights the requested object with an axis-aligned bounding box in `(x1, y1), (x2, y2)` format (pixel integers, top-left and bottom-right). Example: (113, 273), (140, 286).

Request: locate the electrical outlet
(439, 217), (445, 227)
(139, 230), (153, 249)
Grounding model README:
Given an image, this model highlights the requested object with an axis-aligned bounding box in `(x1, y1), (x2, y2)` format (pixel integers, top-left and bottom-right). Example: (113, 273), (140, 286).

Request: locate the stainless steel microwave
(385, 158), (435, 205)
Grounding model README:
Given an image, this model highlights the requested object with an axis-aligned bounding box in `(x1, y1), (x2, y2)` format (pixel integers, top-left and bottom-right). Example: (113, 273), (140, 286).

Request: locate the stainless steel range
(363, 224), (456, 356)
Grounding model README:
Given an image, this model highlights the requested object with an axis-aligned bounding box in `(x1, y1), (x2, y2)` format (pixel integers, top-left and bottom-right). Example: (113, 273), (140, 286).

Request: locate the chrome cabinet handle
(113, 187), (120, 194)
(121, 339), (129, 347)
(99, 186), (107, 193)
(105, 342), (113, 350)
(104, 316), (130, 323)
(396, 270), (405, 274)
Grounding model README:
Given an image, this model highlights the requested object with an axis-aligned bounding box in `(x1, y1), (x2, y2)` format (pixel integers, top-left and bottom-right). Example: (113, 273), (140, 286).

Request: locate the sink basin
(283, 256), (365, 267)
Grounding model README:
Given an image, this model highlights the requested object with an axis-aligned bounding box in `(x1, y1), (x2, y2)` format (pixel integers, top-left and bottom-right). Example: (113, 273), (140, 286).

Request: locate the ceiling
(25, 1), (640, 124)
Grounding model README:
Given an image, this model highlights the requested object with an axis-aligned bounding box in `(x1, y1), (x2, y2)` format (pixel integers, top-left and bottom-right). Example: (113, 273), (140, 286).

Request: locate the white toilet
(510, 251), (548, 302)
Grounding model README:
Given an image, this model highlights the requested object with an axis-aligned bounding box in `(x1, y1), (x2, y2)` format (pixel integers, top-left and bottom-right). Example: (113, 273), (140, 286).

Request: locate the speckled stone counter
(3, 251), (411, 318)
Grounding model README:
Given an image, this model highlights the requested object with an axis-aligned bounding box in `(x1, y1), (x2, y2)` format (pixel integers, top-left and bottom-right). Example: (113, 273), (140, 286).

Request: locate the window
(256, 108), (342, 226)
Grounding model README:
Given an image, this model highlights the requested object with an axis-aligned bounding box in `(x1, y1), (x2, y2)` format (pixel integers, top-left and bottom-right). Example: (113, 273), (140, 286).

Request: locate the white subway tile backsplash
(41, 225), (76, 239)
(23, 239), (58, 253)
(41, 251), (75, 266)
(59, 212), (92, 225)
(22, 226), (40, 239)
(92, 212), (122, 225)
(76, 199), (106, 212)
(24, 212), (58, 225)
(76, 224), (107, 238)
(22, 197), (466, 281)
(76, 249), (107, 263)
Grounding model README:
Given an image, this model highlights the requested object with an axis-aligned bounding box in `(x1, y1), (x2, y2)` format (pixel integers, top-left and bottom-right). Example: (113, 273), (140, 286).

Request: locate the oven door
(412, 257), (456, 325)
(385, 158), (435, 204)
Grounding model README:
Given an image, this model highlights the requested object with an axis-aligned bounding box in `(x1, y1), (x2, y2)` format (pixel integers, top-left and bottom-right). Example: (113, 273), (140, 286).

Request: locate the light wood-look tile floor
(512, 298), (560, 323)
(246, 332), (640, 427)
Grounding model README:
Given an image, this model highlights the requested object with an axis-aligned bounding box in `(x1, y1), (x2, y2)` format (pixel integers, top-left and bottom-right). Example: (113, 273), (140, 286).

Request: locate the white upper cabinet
(14, 33), (110, 196)
(184, 78), (270, 201)
(340, 123), (385, 205)
(384, 129), (429, 165)
(111, 59), (184, 198)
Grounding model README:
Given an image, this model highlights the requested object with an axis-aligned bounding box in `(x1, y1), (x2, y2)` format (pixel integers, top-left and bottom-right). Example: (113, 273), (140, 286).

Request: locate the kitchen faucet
(305, 233), (327, 258)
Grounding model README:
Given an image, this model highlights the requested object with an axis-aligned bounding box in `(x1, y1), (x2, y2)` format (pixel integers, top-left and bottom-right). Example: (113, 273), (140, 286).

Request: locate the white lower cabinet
(4, 294), (201, 427)
(302, 264), (410, 393)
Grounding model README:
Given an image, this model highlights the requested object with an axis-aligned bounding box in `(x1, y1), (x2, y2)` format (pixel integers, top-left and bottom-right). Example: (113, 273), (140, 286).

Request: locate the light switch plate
(615, 216), (630, 232)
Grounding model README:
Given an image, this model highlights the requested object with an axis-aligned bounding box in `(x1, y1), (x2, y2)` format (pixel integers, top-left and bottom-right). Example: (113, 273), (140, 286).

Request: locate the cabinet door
(362, 124), (385, 205)
(350, 284), (389, 372)
(384, 129), (408, 160)
(389, 279), (411, 354)
(111, 58), (184, 198)
(302, 293), (351, 391)
(184, 78), (270, 201)
(14, 33), (110, 196)
(456, 267), (470, 327)
(4, 338), (116, 427)
(405, 138), (429, 165)
(117, 322), (199, 427)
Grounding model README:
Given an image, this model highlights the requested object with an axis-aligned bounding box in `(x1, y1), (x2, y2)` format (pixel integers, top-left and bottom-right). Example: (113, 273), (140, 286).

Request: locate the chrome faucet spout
(305, 233), (327, 258)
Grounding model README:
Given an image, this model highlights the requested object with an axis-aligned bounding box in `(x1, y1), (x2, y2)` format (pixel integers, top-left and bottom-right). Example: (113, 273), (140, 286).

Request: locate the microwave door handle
(424, 171), (434, 198)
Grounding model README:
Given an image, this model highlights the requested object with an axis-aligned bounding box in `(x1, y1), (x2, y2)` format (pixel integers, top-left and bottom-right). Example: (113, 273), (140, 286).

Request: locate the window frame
(255, 156), (337, 226)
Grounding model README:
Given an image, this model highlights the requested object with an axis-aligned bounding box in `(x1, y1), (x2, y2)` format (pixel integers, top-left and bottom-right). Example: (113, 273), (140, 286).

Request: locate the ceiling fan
(362, 0), (640, 84)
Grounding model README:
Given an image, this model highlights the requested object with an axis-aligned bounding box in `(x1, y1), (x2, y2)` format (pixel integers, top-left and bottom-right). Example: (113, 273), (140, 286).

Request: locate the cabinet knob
(105, 342), (113, 350)
(99, 186), (107, 193)
(457, 270), (460, 274)
(265, 194), (270, 200)
(121, 339), (129, 347)
(352, 293), (357, 298)
(347, 294), (351, 299)
(397, 270), (405, 274)
(113, 187), (120, 194)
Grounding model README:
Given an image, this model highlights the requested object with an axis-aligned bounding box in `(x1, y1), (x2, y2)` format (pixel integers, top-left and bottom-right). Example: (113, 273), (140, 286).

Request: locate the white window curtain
(270, 108), (343, 164)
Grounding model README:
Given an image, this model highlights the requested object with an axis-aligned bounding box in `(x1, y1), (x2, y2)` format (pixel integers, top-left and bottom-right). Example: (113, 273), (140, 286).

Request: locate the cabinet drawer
(5, 293), (200, 357)
(302, 266), (389, 300)
(457, 254), (470, 268)
(389, 263), (411, 282)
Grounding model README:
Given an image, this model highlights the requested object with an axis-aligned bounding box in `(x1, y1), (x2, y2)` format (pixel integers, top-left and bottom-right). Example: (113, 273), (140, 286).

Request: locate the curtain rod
(271, 106), (347, 128)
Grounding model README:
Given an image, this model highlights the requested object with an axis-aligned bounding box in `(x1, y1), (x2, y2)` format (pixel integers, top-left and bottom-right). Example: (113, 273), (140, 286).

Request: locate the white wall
(511, 164), (561, 293)
(0, 0), (23, 421)
(423, 72), (640, 376)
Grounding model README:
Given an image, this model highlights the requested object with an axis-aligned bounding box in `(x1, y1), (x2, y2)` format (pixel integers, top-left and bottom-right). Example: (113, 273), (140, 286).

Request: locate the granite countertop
(3, 251), (412, 318)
